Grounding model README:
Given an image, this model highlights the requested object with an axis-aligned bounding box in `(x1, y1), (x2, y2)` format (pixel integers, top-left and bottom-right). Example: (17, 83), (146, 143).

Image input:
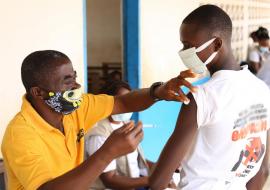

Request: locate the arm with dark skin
(100, 171), (148, 190)
(112, 70), (197, 115)
(149, 93), (198, 190)
(38, 122), (143, 190)
(99, 159), (156, 189)
(38, 70), (197, 190)
(249, 61), (261, 74)
(146, 160), (155, 170)
(246, 130), (270, 190)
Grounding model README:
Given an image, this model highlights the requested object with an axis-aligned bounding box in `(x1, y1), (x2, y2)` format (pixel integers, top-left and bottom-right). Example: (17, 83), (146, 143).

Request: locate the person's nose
(72, 81), (81, 90)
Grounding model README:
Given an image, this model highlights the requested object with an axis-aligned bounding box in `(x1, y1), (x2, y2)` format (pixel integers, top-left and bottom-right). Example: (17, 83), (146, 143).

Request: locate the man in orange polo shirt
(1, 50), (197, 190)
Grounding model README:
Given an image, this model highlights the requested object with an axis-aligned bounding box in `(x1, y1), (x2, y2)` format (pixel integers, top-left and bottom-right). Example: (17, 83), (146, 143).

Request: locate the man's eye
(64, 79), (75, 85)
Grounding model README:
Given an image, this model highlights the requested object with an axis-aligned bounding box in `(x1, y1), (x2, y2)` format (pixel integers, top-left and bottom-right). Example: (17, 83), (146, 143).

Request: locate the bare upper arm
(149, 93), (198, 190)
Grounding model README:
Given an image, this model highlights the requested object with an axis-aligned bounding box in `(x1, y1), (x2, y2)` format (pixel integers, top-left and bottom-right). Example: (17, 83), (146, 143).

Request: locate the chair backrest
(0, 159), (7, 190)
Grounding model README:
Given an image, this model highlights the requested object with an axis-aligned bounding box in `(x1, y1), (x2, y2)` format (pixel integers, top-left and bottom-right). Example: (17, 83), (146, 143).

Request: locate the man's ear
(214, 37), (222, 51)
(29, 87), (45, 99)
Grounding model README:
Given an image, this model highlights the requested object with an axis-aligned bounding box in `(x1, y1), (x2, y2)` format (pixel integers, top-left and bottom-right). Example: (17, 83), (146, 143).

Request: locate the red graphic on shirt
(231, 137), (265, 176)
(231, 104), (268, 177)
(243, 137), (264, 166)
(232, 120), (267, 141)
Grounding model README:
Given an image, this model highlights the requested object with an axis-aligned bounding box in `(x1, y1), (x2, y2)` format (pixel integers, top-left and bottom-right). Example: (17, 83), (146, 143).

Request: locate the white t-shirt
(85, 121), (140, 177)
(246, 44), (257, 61)
(248, 47), (270, 63)
(179, 66), (270, 190)
(257, 57), (270, 89)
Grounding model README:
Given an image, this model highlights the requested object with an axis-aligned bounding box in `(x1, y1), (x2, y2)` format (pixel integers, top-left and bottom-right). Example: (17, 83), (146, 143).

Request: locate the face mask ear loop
(204, 51), (218, 65)
(195, 38), (216, 53)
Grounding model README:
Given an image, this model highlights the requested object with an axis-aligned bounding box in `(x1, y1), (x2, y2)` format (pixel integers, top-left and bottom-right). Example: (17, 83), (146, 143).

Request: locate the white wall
(140, 0), (200, 87)
(140, 0), (270, 87)
(0, 0), (85, 157)
(87, 0), (122, 66)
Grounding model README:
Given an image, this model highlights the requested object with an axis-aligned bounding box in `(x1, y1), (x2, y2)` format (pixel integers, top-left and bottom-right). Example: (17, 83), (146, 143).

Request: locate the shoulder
(76, 93), (114, 112)
(2, 113), (42, 155)
(79, 93), (114, 114)
(248, 46), (260, 55)
(71, 93), (114, 130)
(81, 93), (114, 105)
(191, 79), (223, 127)
(87, 118), (112, 138)
(192, 80), (216, 103)
(249, 47), (261, 61)
(3, 113), (37, 141)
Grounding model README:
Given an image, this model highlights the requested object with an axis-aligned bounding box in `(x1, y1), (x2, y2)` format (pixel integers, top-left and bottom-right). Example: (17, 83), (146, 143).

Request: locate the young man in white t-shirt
(149, 5), (270, 190)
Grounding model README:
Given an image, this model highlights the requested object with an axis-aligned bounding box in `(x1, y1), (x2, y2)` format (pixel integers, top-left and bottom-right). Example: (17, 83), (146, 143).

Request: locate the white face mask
(111, 112), (133, 122)
(259, 46), (269, 53)
(178, 38), (218, 74)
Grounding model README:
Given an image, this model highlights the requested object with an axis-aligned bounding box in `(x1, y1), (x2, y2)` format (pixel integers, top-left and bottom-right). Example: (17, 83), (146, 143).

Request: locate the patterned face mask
(45, 88), (82, 115)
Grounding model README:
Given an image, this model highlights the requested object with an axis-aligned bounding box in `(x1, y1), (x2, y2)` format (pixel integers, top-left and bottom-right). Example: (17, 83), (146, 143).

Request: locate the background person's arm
(248, 50), (261, 74)
(100, 171), (149, 190)
(149, 93), (198, 190)
(38, 122), (143, 190)
(246, 130), (270, 190)
(249, 61), (261, 74)
(146, 160), (155, 170)
(112, 70), (197, 115)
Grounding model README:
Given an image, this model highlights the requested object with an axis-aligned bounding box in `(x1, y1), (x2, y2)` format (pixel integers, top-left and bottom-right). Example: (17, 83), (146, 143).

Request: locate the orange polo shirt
(1, 94), (114, 190)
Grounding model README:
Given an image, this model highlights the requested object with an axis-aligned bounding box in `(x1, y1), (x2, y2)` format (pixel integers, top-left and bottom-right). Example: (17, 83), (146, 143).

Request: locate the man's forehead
(48, 62), (74, 79)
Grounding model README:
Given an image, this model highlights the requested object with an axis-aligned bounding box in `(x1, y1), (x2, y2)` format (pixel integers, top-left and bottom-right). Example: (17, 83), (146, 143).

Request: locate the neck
(27, 95), (64, 133)
(209, 48), (241, 75)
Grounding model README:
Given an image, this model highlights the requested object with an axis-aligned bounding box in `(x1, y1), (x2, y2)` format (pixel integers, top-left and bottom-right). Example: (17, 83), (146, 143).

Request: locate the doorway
(86, 0), (123, 94)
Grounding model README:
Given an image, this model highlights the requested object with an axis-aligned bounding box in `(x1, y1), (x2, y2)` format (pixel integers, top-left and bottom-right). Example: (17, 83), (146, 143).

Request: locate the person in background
(85, 80), (176, 190)
(256, 53), (270, 90)
(108, 70), (122, 81)
(250, 31), (259, 44)
(248, 26), (270, 74)
(242, 30), (258, 73)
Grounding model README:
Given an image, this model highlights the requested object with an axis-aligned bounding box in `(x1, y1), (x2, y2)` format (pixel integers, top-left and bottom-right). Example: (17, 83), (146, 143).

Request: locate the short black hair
(108, 70), (122, 80)
(250, 31), (258, 38)
(182, 4), (232, 41)
(21, 50), (70, 92)
(255, 26), (269, 40)
(99, 80), (131, 96)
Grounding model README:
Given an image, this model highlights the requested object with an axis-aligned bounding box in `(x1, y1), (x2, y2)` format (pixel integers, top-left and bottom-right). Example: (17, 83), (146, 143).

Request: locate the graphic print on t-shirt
(231, 104), (268, 178)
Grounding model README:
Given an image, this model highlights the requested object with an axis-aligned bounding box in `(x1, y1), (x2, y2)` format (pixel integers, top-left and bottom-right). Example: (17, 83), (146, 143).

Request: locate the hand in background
(102, 121), (143, 158)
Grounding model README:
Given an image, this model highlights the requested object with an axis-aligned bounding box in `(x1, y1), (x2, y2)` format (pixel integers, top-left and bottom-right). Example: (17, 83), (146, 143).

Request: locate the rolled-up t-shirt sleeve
(192, 86), (213, 128)
(249, 50), (260, 63)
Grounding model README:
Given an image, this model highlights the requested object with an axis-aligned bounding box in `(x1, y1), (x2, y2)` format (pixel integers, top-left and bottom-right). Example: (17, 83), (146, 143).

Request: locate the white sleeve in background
(85, 135), (117, 173)
(249, 50), (260, 63)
